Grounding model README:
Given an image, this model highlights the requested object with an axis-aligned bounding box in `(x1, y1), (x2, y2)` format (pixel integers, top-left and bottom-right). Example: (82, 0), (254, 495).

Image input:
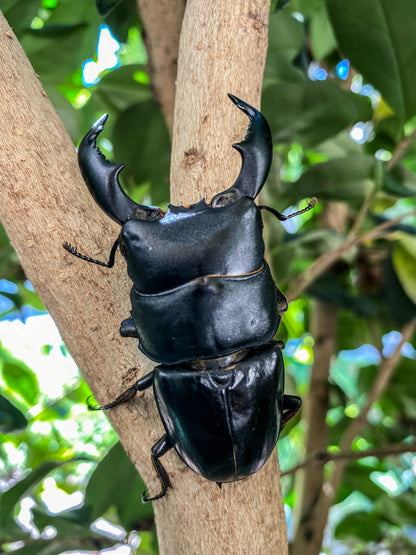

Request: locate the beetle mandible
(63, 94), (316, 501)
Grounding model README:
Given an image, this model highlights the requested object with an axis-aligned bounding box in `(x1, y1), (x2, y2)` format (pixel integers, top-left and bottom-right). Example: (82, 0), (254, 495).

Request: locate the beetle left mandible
(63, 94), (316, 502)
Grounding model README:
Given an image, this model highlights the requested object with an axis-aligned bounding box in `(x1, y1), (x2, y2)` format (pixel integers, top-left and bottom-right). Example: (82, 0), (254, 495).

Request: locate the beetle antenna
(63, 238), (119, 268)
(259, 197), (317, 222)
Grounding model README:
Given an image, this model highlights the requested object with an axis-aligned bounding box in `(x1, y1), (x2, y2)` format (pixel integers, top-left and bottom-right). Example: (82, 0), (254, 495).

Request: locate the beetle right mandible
(63, 94), (316, 501)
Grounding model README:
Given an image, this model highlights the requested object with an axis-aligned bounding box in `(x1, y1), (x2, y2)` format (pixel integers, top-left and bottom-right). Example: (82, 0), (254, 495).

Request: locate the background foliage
(1, 0), (416, 553)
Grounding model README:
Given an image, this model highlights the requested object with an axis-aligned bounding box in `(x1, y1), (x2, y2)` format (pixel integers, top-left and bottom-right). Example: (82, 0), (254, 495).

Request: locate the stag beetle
(64, 94), (316, 501)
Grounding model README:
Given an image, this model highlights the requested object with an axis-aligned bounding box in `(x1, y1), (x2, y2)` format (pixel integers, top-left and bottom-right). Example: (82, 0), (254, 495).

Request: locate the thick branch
(136, 0), (185, 135)
(0, 3), (283, 555)
(152, 2), (288, 554)
(170, 1), (271, 206)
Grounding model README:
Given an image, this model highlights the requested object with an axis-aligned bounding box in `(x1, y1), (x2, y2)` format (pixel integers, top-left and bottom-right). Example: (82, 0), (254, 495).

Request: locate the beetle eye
(119, 243), (127, 257)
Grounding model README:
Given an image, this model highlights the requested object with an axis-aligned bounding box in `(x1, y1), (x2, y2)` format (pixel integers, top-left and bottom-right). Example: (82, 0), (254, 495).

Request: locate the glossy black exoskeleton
(64, 94), (316, 501)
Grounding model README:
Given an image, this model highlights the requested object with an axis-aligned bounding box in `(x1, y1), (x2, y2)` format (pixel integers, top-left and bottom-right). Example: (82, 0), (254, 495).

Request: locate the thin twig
(282, 441), (416, 477)
(286, 208), (416, 303)
(347, 188), (376, 239)
(387, 126), (416, 171)
(328, 317), (416, 493)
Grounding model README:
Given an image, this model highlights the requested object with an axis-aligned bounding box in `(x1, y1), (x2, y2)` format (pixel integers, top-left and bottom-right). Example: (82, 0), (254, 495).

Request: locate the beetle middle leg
(87, 370), (154, 410)
(143, 434), (173, 502)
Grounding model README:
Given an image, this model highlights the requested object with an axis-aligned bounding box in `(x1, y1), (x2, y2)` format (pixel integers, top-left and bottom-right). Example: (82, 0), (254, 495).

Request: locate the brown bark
(0, 2), (290, 554)
(136, 0), (186, 135)
(170, 1), (270, 206)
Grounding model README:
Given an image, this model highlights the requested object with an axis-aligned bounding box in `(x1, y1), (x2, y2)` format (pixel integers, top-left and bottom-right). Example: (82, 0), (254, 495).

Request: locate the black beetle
(64, 95), (316, 501)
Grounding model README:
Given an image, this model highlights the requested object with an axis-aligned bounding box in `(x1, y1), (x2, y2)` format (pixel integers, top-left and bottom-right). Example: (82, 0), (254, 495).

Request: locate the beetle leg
(142, 434), (173, 502)
(62, 237), (119, 268)
(275, 285), (288, 314)
(259, 198), (317, 221)
(87, 370), (154, 410)
(120, 316), (139, 338)
(281, 395), (302, 429)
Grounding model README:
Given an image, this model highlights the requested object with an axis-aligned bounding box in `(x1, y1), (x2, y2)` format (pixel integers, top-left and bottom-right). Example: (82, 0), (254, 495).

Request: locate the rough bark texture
(136, 0), (186, 135)
(0, 2), (290, 554)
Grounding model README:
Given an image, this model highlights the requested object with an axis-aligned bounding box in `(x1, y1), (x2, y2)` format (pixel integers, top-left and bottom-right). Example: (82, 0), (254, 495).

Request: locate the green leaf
(0, 347), (40, 407)
(285, 156), (375, 204)
(273, 0), (294, 12)
(104, 0), (140, 43)
(92, 64), (151, 112)
(382, 256), (416, 325)
(308, 275), (378, 316)
(0, 394), (27, 433)
(326, 0), (416, 121)
(112, 100), (170, 204)
(0, 462), (59, 526)
(392, 235), (416, 305)
(382, 163), (416, 197)
(375, 492), (416, 526)
(32, 506), (93, 538)
(264, 13), (305, 84)
(309, 2), (337, 60)
(262, 81), (373, 147)
(95, 0), (123, 17)
(339, 463), (387, 503)
(20, 1), (101, 83)
(335, 511), (382, 541)
(2, 0), (40, 37)
(85, 442), (153, 525)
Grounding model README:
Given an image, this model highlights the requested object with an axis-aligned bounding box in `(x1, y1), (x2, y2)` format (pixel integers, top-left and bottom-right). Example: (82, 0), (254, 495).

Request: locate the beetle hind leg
(143, 435), (173, 503)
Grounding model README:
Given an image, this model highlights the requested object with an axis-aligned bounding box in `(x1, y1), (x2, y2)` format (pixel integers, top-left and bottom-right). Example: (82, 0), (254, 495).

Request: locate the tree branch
(387, 125), (416, 170)
(286, 208), (416, 303)
(282, 442), (416, 477)
(136, 0), (185, 135)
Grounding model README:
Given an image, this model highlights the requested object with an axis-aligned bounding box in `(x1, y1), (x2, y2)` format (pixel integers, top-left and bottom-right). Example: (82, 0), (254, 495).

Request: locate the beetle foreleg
(143, 434), (173, 502)
(87, 370), (154, 410)
(281, 394), (302, 429)
(62, 237), (119, 268)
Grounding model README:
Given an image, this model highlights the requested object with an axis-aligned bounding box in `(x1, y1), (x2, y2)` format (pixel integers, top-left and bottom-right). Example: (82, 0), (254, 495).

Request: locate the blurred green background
(1, 0), (416, 553)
